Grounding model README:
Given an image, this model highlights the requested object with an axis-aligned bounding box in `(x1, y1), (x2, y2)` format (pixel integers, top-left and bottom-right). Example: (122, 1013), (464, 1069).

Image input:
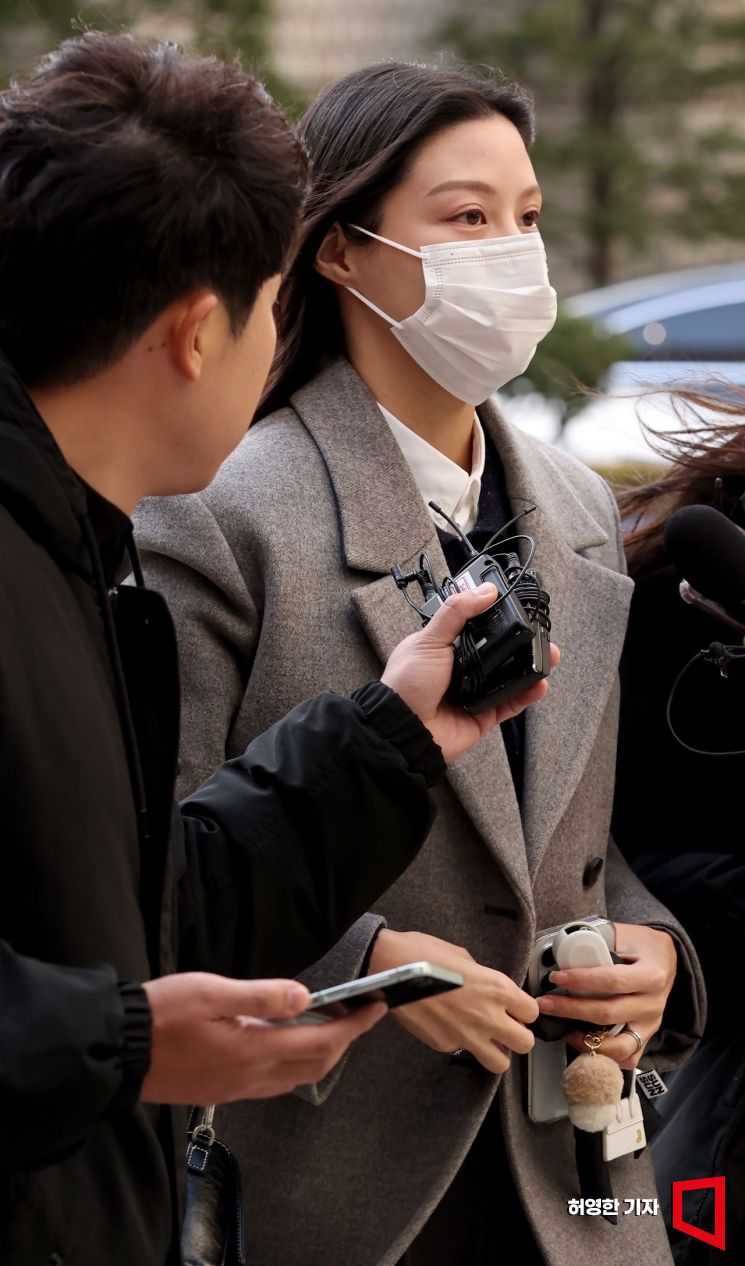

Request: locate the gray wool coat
(134, 356), (706, 1266)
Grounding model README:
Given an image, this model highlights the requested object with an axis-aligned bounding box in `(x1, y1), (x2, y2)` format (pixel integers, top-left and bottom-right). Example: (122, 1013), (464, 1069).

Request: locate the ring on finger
(624, 1026), (644, 1055)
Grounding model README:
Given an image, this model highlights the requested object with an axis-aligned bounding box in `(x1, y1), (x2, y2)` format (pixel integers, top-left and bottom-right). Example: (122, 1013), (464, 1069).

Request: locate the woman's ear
(314, 222), (358, 285)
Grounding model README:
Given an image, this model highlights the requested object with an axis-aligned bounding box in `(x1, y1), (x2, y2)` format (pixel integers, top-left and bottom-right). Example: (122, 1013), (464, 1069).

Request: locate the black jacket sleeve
(176, 683), (445, 979)
(0, 942), (151, 1170)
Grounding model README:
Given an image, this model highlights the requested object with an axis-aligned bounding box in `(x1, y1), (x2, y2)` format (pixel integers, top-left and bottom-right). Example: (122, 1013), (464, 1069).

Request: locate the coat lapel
(477, 399), (634, 878)
(289, 358), (532, 909)
(349, 574), (533, 912)
(289, 358), (632, 905)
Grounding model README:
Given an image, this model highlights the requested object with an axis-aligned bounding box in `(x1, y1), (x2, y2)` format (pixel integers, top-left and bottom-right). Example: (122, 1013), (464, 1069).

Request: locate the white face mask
(345, 225), (558, 405)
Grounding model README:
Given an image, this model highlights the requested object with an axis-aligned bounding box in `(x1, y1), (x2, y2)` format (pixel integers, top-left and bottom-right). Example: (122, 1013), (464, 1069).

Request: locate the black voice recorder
(391, 501), (552, 713)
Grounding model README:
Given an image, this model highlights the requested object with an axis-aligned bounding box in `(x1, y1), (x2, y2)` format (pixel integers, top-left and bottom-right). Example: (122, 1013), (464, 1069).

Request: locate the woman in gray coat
(135, 63), (705, 1266)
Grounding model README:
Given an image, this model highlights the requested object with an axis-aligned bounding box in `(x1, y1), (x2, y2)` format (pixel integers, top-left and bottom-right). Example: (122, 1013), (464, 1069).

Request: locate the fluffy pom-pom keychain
(562, 1029), (624, 1132)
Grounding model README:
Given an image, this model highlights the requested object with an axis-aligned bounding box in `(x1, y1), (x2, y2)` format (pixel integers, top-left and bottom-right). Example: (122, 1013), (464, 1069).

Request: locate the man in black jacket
(0, 32), (556, 1266)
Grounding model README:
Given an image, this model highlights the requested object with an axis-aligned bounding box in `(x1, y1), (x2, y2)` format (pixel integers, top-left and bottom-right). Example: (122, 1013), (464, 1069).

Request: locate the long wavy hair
(257, 60), (535, 419)
(618, 389), (745, 578)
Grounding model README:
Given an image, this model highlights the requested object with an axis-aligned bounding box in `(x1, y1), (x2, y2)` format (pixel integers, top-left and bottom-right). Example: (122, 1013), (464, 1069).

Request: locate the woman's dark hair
(258, 60), (535, 418)
(0, 30), (306, 387)
(618, 389), (745, 577)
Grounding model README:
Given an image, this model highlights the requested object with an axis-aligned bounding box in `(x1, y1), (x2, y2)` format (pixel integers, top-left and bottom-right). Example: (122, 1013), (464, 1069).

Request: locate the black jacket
(0, 353), (444, 1266)
(613, 563), (745, 1263)
(613, 564), (745, 1034)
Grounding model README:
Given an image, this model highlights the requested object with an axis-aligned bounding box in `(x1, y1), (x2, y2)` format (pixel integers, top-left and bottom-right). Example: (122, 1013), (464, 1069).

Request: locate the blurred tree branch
(0, 0), (307, 116)
(440, 0), (745, 289)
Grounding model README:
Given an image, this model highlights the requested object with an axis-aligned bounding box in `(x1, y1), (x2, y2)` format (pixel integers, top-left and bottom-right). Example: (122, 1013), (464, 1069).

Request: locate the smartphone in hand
(272, 962), (464, 1026)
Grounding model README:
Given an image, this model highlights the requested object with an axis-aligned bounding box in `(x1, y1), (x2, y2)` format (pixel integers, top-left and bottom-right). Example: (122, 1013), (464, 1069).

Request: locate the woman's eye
(452, 208), (486, 226)
(522, 209), (541, 227)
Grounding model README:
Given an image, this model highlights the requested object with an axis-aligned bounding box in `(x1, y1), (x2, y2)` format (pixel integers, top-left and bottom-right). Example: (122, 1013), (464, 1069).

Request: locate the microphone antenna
(428, 501), (478, 559)
(482, 504), (537, 555)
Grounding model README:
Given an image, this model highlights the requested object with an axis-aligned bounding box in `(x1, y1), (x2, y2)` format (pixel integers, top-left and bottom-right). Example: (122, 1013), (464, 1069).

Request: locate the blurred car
(564, 260), (745, 365)
(503, 261), (745, 465)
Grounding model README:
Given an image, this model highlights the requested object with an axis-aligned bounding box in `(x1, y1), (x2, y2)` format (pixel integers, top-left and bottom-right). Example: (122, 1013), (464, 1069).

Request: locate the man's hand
(369, 929), (538, 1075)
(140, 973), (386, 1103)
(381, 584), (560, 763)
(536, 923), (678, 1069)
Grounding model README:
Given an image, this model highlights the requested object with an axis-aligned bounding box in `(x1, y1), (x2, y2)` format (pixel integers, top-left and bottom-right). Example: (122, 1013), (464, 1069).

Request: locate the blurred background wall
(1, 0), (743, 470)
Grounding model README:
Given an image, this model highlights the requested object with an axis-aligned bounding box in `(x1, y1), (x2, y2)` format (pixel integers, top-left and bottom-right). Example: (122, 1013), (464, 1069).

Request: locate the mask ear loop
(347, 223), (423, 258)
(344, 286), (400, 326)
(344, 226), (425, 329)
(344, 225), (424, 326)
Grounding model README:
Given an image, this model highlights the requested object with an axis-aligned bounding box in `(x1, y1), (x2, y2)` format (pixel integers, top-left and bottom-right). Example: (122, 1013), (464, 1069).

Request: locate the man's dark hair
(0, 31), (306, 386)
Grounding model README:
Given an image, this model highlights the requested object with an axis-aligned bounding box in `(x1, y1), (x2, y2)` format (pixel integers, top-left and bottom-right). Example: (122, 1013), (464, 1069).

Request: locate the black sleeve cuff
(351, 680), (446, 789)
(112, 981), (152, 1110)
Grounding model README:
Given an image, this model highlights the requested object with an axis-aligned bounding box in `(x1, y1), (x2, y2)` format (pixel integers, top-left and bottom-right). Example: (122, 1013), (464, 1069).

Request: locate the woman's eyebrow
(427, 179), (494, 197)
(426, 179), (542, 201)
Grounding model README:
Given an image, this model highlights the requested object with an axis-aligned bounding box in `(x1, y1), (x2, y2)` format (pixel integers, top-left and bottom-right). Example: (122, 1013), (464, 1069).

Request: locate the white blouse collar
(377, 403), (484, 534)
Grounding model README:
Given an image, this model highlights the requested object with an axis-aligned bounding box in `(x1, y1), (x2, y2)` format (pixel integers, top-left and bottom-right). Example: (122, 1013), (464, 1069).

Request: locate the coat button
(582, 856), (604, 888)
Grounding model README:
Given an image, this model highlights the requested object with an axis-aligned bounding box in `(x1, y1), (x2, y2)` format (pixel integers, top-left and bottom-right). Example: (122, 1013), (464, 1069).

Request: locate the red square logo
(672, 1176), (726, 1250)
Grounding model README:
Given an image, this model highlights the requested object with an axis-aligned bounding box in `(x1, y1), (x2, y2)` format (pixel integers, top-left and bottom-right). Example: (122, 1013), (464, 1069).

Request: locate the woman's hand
(536, 923), (678, 1069)
(369, 928), (538, 1074)
(381, 584), (560, 764)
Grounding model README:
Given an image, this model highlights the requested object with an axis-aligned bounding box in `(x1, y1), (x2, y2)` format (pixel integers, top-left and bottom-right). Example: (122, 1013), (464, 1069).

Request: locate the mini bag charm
(562, 1029), (648, 1162)
(603, 1077), (647, 1163)
(562, 1029), (624, 1132)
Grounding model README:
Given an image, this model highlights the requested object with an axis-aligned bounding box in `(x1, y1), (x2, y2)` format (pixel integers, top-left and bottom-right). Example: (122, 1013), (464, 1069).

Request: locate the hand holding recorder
(382, 582), (560, 764)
